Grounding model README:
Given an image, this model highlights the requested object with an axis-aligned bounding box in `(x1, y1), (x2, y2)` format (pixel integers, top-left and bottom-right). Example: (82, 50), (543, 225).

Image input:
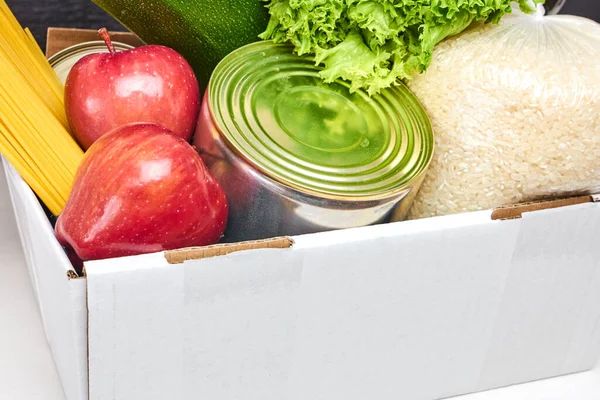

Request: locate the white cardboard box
(4, 151), (600, 400)
(4, 26), (600, 400)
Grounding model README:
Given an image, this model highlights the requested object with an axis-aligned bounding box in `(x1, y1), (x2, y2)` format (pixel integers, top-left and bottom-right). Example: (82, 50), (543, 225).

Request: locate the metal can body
(194, 41), (435, 242)
(195, 96), (417, 242)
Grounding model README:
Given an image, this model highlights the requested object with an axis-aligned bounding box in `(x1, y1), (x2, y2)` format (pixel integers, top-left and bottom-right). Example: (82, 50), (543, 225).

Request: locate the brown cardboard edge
(164, 237), (295, 264)
(46, 27), (144, 58)
(491, 195), (595, 221)
(66, 270), (79, 280)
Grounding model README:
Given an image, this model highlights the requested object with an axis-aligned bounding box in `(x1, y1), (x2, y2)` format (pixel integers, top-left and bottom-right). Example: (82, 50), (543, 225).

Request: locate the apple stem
(98, 27), (116, 55)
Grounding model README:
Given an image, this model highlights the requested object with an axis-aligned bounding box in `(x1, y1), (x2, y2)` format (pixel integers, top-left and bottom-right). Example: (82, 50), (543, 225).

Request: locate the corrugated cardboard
(164, 237), (295, 264)
(2, 27), (600, 400)
(46, 27), (144, 58)
(491, 195), (594, 220)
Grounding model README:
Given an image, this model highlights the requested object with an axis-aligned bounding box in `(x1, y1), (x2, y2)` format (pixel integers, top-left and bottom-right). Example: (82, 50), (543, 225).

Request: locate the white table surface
(1, 164), (599, 400)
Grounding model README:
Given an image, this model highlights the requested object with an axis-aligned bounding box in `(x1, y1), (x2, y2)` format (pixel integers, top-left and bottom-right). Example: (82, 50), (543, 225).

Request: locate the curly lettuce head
(260, 0), (544, 94)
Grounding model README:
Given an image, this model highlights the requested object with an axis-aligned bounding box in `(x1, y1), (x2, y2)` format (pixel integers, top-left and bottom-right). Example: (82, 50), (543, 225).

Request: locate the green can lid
(209, 41), (434, 199)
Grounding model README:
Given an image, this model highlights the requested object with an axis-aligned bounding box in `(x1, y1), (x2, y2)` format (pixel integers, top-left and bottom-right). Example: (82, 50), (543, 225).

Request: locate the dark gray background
(561, 0), (600, 20)
(5, 0), (600, 51)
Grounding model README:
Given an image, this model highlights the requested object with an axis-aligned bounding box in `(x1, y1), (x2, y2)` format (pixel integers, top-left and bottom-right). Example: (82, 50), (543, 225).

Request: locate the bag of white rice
(406, 6), (600, 219)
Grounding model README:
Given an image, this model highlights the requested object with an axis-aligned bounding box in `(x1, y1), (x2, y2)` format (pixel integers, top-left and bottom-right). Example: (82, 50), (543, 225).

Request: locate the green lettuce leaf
(260, 0), (545, 94)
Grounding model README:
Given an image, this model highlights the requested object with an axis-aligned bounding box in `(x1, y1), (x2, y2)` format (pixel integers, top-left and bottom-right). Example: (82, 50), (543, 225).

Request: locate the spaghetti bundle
(0, 0), (84, 215)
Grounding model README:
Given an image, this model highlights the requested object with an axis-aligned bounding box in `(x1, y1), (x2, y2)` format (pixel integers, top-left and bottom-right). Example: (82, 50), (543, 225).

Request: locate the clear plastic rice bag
(406, 5), (600, 219)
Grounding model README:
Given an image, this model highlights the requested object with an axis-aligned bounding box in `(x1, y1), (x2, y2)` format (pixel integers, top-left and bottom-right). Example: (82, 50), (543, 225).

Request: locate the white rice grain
(406, 14), (600, 219)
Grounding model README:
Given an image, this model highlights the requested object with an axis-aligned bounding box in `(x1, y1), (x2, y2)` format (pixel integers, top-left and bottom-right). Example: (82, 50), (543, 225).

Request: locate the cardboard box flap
(46, 28), (144, 58)
(491, 195), (596, 220)
(164, 237), (295, 264)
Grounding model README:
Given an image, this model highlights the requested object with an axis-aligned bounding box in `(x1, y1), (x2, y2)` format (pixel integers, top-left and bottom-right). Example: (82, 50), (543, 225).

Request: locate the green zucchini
(92, 0), (270, 92)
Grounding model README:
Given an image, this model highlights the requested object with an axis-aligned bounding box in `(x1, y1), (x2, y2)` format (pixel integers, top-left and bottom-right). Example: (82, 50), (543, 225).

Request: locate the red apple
(55, 123), (228, 261)
(65, 28), (200, 150)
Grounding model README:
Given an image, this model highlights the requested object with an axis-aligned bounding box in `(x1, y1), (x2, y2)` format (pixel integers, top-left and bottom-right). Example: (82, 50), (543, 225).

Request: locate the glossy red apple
(65, 28), (200, 150)
(55, 123), (228, 261)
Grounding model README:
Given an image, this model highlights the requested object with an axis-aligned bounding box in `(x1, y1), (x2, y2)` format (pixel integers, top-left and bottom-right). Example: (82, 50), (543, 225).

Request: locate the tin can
(48, 40), (134, 83)
(194, 41), (435, 242)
